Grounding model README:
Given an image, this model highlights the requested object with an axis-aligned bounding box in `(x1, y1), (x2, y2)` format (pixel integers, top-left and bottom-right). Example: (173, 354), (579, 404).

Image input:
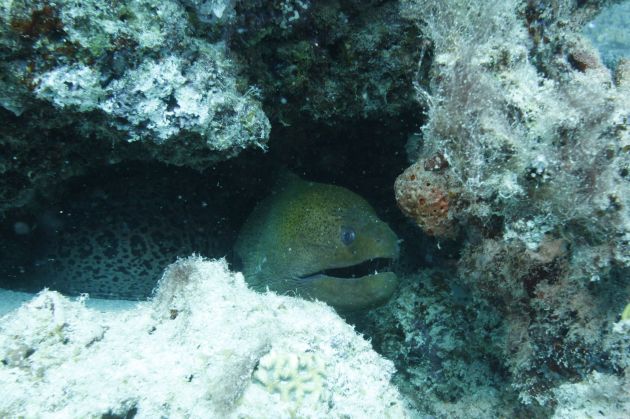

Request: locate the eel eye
(340, 226), (356, 245)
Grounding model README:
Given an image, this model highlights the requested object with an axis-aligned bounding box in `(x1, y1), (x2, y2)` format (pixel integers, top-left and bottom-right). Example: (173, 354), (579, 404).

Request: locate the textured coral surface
(0, 258), (410, 418)
(395, 158), (459, 238)
(0, 0), (270, 213)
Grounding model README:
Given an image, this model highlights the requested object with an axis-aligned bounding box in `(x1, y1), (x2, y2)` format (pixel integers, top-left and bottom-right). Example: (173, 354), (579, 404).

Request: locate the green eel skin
(235, 172), (400, 311)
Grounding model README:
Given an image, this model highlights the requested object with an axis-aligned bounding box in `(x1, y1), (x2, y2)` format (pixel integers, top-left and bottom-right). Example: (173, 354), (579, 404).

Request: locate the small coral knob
(394, 158), (459, 238)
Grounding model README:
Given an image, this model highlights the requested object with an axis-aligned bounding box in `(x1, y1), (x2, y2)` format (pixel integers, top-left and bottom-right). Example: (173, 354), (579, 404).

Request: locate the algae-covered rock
(359, 268), (516, 417)
(2, 0), (628, 416)
(231, 0), (422, 124)
(0, 0), (270, 214)
(396, 0), (630, 408)
(0, 257), (410, 417)
(1, 0), (270, 152)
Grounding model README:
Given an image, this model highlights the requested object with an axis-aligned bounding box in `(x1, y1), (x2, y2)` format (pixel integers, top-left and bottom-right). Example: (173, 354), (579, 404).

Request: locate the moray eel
(235, 173), (400, 311)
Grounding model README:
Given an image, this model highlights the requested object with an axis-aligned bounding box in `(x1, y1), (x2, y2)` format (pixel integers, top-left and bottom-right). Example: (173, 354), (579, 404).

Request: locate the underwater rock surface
(0, 0), (270, 213)
(394, 1), (630, 410)
(0, 257), (410, 418)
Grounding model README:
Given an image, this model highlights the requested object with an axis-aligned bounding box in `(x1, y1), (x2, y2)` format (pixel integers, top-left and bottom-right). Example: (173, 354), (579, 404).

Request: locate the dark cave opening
(0, 110), (452, 297)
(0, 0), (447, 299)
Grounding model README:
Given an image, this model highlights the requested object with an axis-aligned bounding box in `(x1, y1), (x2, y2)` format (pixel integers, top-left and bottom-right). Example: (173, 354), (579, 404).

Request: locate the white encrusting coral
(552, 371), (630, 418)
(0, 257), (409, 418)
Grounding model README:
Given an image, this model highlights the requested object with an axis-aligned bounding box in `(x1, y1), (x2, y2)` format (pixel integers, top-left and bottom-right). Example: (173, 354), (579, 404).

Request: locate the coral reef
(553, 303), (629, 417)
(1, 0), (270, 148)
(0, 0), (269, 214)
(0, 0), (426, 218)
(231, 0), (422, 124)
(392, 0), (630, 411)
(360, 269), (519, 417)
(0, 257), (410, 417)
(361, 251), (629, 417)
(1, 0), (629, 416)
(0, 0), (428, 217)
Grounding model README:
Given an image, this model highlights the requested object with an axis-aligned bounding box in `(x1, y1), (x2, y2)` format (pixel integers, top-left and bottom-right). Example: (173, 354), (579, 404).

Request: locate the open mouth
(299, 257), (394, 281)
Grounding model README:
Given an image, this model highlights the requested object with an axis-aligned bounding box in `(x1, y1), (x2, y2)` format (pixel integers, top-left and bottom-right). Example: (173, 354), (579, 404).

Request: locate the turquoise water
(584, 1), (630, 69)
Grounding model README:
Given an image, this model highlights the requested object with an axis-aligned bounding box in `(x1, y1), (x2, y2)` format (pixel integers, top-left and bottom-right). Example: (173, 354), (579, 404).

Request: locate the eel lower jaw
(298, 257), (394, 282)
(296, 258), (398, 311)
